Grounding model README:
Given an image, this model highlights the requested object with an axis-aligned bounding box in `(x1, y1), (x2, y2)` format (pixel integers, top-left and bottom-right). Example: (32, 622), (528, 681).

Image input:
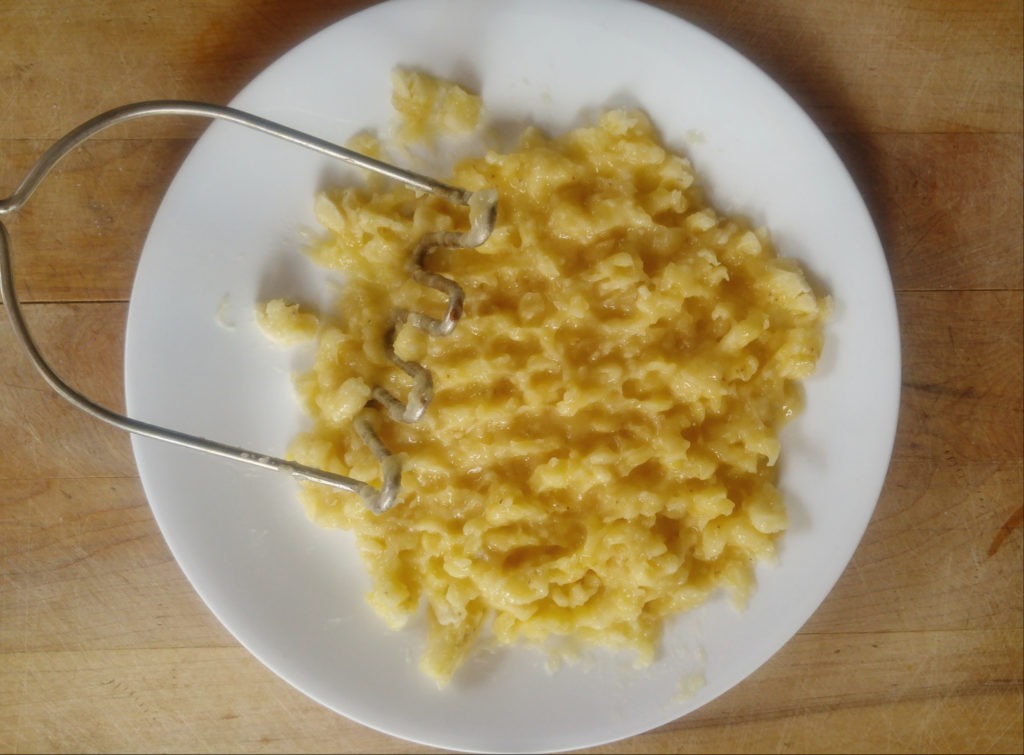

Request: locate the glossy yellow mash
(264, 71), (829, 685)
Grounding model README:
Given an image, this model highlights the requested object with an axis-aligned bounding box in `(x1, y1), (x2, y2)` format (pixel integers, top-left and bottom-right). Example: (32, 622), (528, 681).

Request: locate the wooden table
(1, 1), (1020, 752)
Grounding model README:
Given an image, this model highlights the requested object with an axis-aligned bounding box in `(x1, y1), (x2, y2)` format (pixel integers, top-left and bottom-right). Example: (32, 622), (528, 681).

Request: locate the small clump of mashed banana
(258, 70), (829, 686)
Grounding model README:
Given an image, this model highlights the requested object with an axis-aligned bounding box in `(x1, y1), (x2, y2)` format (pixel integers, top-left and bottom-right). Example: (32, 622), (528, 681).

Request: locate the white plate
(125, 0), (900, 751)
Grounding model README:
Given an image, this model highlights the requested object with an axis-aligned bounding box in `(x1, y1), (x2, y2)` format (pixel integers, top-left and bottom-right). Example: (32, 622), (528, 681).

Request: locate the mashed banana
(262, 71), (829, 685)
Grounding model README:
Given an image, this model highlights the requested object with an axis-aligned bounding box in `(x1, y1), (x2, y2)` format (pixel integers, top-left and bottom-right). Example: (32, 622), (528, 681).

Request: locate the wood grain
(0, 140), (192, 302)
(1, 1), (1021, 753)
(0, 1), (381, 140)
(0, 304), (133, 479)
(833, 132), (1023, 293)
(652, 0), (1024, 134)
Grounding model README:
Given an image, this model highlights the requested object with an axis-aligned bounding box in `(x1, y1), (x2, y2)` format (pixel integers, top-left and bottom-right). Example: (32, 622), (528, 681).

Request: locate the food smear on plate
(259, 69), (830, 686)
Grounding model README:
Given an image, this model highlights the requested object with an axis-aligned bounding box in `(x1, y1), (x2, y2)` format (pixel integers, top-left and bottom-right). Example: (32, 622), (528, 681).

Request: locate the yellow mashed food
(263, 71), (829, 685)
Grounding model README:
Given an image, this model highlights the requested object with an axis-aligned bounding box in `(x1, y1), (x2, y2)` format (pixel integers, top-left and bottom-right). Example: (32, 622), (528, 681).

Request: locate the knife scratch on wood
(987, 505), (1023, 557)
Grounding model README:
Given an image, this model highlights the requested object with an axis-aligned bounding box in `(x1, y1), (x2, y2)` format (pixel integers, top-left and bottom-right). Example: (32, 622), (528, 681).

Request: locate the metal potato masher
(0, 101), (498, 514)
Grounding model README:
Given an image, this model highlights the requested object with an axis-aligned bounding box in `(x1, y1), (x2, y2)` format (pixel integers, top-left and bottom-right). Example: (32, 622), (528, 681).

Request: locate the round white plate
(125, 0), (900, 752)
